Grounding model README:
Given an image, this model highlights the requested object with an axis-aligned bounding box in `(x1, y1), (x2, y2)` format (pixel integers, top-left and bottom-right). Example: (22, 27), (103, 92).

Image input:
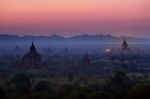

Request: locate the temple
(20, 42), (46, 70)
(121, 37), (130, 50)
(82, 52), (92, 66)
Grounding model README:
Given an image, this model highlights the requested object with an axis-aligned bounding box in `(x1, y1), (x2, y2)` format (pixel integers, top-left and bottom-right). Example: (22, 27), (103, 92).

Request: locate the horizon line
(0, 33), (148, 39)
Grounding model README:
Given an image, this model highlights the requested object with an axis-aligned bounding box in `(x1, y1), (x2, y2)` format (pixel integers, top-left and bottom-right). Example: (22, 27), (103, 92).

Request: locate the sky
(0, 0), (150, 37)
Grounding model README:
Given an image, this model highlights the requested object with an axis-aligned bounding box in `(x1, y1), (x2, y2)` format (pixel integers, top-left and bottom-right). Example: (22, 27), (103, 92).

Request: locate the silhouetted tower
(122, 37), (129, 50)
(83, 52), (91, 65)
(21, 42), (43, 69)
(30, 42), (36, 53)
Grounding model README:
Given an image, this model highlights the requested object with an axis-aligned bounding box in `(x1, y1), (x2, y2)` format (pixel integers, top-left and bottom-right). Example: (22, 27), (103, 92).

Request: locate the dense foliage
(0, 71), (150, 99)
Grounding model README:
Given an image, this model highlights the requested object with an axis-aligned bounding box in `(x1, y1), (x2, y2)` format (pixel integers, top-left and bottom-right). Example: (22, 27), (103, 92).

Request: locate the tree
(111, 71), (128, 84)
(11, 72), (31, 92)
(34, 81), (51, 92)
(63, 92), (87, 99)
(67, 71), (74, 82)
(87, 92), (110, 99)
(106, 71), (130, 99)
(0, 87), (7, 99)
(125, 83), (150, 99)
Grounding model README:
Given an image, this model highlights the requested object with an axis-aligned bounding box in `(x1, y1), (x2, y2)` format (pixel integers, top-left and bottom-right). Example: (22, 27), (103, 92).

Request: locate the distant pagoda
(21, 42), (46, 69)
(121, 37), (130, 50)
(82, 52), (91, 65)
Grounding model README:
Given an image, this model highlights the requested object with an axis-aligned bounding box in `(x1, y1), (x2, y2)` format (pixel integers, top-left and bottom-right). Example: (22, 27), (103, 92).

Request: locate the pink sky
(0, 0), (150, 37)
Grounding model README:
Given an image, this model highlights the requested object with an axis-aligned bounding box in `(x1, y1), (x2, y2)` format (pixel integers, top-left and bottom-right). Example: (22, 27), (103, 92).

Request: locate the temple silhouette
(121, 37), (130, 51)
(20, 42), (47, 70)
(82, 52), (91, 65)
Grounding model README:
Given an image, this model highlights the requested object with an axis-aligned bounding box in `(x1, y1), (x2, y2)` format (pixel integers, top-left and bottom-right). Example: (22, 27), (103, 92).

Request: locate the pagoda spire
(83, 51), (91, 65)
(122, 37), (129, 50)
(30, 41), (36, 53)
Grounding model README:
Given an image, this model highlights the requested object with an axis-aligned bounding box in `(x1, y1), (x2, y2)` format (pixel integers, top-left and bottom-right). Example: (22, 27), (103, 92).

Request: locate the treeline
(0, 71), (150, 99)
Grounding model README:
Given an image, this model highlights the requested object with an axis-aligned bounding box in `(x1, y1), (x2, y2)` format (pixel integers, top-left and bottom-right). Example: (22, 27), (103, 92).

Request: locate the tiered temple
(21, 42), (46, 70)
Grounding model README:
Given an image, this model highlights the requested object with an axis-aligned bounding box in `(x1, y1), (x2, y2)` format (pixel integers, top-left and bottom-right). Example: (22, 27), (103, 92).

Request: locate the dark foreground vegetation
(0, 71), (150, 99)
(1, 41), (150, 99)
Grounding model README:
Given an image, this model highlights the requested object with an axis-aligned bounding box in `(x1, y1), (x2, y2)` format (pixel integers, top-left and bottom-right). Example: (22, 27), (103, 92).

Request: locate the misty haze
(0, 0), (150, 99)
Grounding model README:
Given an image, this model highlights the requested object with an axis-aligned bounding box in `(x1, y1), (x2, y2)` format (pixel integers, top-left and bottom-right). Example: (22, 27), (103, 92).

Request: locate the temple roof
(30, 41), (36, 53)
(22, 42), (42, 67)
(122, 37), (128, 49)
(83, 52), (91, 64)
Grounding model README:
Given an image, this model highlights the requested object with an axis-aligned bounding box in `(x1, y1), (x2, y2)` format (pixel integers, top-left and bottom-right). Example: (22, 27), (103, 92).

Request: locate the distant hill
(0, 34), (149, 44)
